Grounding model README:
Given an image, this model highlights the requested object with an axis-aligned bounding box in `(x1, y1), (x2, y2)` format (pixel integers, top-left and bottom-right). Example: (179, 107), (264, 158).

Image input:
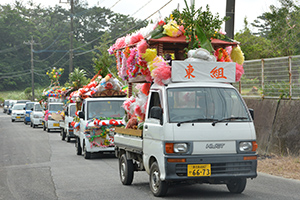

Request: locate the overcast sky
(1, 0), (280, 33)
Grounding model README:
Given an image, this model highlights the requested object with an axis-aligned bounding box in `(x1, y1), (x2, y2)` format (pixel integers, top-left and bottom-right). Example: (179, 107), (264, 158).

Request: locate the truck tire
(66, 135), (71, 142)
(83, 145), (91, 159)
(43, 123), (46, 131)
(47, 127), (50, 132)
(226, 178), (247, 193)
(76, 137), (82, 155)
(149, 162), (168, 197)
(30, 122), (33, 127)
(119, 154), (134, 185)
(61, 129), (66, 140)
(33, 124), (36, 128)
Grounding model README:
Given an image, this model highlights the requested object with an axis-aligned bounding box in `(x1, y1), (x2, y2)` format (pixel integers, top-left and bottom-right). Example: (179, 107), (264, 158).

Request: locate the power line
(0, 71), (31, 79)
(74, 0), (173, 56)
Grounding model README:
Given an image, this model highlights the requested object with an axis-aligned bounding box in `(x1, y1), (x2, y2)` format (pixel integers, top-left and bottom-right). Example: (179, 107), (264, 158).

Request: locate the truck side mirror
(31, 108), (33, 111)
(150, 106), (163, 125)
(249, 108), (254, 120)
(78, 111), (85, 119)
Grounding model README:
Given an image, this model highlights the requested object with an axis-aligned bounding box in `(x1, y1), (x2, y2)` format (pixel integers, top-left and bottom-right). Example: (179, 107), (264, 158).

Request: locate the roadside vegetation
(258, 154), (300, 180)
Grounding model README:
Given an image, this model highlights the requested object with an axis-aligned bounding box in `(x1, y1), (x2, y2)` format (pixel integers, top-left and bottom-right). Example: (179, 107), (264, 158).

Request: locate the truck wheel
(149, 162), (168, 197)
(119, 154), (134, 185)
(47, 127), (50, 132)
(12, 119), (15, 122)
(226, 178), (247, 193)
(43, 123), (46, 131)
(61, 129), (66, 140)
(33, 124), (36, 128)
(66, 136), (70, 142)
(76, 138), (82, 155)
(83, 145), (91, 159)
(30, 122), (33, 127)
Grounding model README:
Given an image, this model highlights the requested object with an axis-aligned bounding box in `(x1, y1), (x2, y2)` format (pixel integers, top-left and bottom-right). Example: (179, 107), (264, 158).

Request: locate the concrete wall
(244, 98), (300, 156)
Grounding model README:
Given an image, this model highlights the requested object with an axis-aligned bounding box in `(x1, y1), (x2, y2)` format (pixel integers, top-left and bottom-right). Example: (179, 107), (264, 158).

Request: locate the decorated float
(108, 13), (245, 132)
(68, 72), (127, 157)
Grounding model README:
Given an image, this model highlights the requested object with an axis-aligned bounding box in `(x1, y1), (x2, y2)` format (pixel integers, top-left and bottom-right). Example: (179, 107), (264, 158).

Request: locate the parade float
(68, 72), (127, 158)
(108, 12), (245, 132)
(111, 2), (256, 197)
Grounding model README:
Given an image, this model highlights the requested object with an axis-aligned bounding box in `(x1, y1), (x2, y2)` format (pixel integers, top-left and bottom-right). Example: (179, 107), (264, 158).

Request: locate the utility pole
(70, 0), (74, 74)
(60, 0), (74, 74)
(24, 36), (36, 101)
(225, 0), (235, 39)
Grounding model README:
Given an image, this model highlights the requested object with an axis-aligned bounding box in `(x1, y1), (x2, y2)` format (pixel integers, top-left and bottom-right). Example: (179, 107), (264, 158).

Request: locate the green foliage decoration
(172, 0), (229, 53)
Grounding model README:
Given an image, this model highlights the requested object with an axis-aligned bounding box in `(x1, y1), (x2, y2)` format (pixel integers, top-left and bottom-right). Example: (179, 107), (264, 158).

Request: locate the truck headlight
(174, 143), (188, 153)
(239, 141), (257, 152)
(165, 143), (188, 154)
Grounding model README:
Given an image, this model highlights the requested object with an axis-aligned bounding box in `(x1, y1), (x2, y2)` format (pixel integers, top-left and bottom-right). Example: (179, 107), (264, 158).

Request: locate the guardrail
(233, 55), (300, 99)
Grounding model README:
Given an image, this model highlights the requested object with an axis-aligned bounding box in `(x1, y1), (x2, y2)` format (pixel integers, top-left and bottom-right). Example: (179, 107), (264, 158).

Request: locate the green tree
(251, 0), (300, 56)
(68, 67), (89, 89)
(235, 18), (278, 59)
(92, 32), (116, 78)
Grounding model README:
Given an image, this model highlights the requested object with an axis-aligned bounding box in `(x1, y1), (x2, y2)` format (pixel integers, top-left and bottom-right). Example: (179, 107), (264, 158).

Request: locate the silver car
(11, 103), (26, 122)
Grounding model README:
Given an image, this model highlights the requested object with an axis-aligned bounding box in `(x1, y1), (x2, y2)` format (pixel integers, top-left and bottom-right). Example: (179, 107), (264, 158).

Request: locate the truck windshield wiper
(212, 117), (248, 126)
(177, 118), (215, 127)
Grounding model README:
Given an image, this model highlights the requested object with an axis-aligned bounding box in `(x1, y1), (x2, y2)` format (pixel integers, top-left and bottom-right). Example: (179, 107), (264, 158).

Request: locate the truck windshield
(34, 104), (43, 111)
(87, 100), (125, 120)
(69, 105), (76, 117)
(49, 104), (63, 112)
(167, 87), (250, 123)
(26, 103), (34, 110)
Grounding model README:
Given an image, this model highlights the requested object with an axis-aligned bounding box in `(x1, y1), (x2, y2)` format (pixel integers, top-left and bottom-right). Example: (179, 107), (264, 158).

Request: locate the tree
(235, 18), (278, 59)
(251, 0), (300, 56)
(68, 67), (89, 89)
(0, 0), (148, 91)
(92, 32), (116, 78)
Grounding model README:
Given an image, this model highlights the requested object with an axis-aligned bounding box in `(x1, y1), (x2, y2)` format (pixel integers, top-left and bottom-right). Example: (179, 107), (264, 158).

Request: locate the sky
(1, 0), (280, 34)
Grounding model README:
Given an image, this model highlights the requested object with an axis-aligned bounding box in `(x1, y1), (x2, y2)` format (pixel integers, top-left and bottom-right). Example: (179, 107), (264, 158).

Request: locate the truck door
(143, 90), (166, 175)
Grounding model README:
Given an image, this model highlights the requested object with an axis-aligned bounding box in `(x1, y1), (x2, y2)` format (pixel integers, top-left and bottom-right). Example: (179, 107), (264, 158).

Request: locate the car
(11, 103), (26, 122)
(24, 102), (34, 125)
(30, 102), (44, 128)
(7, 100), (17, 115)
(3, 99), (11, 113)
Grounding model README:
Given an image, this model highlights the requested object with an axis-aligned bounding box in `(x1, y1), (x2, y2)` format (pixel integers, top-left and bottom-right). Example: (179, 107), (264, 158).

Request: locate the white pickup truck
(60, 103), (76, 142)
(114, 61), (257, 196)
(75, 91), (126, 159)
(43, 102), (64, 132)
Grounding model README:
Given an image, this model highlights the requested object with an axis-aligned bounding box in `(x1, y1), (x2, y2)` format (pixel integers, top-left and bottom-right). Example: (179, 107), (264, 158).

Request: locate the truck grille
(175, 161), (253, 176)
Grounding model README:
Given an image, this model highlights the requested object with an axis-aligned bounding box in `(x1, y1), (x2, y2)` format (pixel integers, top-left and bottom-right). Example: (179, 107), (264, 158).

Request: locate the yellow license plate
(187, 164), (211, 177)
(53, 123), (60, 127)
(16, 116), (20, 119)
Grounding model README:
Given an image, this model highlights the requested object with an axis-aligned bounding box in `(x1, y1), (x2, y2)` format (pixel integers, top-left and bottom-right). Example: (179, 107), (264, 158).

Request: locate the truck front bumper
(47, 120), (61, 129)
(164, 154), (257, 182)
(32, 118), (43, 126)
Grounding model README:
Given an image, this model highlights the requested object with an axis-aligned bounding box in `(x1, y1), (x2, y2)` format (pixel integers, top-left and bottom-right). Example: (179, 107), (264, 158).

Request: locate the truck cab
(43, 102), (64, 132)
(24, 102), (34, 125)
(30, 102), (44, 128)
(60, 103), (77, 142)
(75, 97), (126, 159)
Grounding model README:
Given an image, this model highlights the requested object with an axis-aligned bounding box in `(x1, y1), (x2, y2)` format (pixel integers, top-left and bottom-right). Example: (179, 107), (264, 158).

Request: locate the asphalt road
(1, 108), (300, 200)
